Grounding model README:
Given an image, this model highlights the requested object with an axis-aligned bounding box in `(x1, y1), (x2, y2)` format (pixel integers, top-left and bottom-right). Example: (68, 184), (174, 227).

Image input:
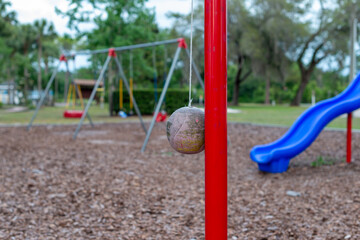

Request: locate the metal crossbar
(63, 39), (181, 57)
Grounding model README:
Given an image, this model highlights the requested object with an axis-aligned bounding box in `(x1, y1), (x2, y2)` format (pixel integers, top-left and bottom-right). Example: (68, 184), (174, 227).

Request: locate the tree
(57, 0), (167, 87)
(167, 0), (206, 88)
(242, 0), (305, 105)
(34, 19), (57, 92)
(42, 40), (59, 79)
(0, 0), (17, 83)
(288, 0), (354, 105)
(18, 24), (36, 98)
(227, 0), (253, 105)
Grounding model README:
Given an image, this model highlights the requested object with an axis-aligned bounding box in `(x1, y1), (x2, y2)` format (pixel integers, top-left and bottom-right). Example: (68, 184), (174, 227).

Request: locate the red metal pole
(347, 113), (352, 163)
(204, 0), (227, 239)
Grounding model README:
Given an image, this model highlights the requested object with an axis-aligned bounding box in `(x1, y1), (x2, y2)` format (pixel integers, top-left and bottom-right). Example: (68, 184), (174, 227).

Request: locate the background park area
(1, 0), (360, 239)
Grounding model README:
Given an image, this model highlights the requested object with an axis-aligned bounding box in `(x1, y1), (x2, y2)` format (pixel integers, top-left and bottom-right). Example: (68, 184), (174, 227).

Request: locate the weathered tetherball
(166, 106), (205, 154)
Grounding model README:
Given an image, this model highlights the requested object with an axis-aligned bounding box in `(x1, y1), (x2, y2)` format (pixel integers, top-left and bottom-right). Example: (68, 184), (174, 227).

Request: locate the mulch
(1, 122), (360, 239)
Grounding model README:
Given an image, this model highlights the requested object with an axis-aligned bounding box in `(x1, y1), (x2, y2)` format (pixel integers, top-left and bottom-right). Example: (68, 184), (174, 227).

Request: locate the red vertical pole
(204, 0), (227, 239)
(347, 113), (352, 163)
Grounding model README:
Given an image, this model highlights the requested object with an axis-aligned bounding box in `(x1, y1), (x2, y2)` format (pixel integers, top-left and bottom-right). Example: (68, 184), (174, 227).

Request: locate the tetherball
(166, 106), (205, 154)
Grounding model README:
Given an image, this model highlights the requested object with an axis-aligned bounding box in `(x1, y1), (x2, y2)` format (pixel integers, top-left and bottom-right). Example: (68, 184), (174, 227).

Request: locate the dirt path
(0, 123), (359, 239)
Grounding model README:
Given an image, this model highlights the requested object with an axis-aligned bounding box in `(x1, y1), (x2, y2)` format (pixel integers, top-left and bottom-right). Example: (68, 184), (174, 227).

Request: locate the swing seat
(63, 110), (84, 118)
(156, 112), (167, 122)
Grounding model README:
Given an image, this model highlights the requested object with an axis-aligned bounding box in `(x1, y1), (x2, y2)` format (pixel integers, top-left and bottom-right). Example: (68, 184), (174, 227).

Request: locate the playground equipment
(63, 110), (84, 118)
(166, 4), (205, 155)
(156, 111), (167, 122)
(153, 47), (158, 105)
(65, 83), (84, 109)
(118, 52), (134, 116)
(27, 39), (204, 141)
(250, 72), (360, 173)
(63, 81), (85, 119)
(167, 107), (205, 154)
(27, 55), (95, 129)
(129, 51), (134, 115)
(203, 0), (228, 238)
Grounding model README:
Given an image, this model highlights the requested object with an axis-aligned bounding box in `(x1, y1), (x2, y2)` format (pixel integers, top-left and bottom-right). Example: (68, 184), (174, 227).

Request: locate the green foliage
(0, 101), (3, 109)
(58, 0), (172, 87)
(311, 156), (335, 167)
(112, 88), (191, 115)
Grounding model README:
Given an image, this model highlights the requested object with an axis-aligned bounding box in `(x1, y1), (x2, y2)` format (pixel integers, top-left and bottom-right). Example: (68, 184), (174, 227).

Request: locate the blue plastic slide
(250, 73), (360, 173)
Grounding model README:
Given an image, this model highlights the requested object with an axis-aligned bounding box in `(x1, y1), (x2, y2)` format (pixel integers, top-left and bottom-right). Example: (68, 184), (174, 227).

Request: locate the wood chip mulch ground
(1, 122), (360, 239)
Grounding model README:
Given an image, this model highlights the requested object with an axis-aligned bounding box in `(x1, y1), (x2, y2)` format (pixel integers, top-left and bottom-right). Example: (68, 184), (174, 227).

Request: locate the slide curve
(250, 73), (360, 173)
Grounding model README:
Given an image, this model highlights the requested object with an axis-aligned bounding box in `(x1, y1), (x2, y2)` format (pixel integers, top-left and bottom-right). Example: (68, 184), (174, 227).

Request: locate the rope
(152, 47), (157, 75)
(130, 51), (133, 79)
(164, 47), (167, 81)
(188, 0), (194, 107)
(153, 47), (158, 104)
(129, 51), (134, 110)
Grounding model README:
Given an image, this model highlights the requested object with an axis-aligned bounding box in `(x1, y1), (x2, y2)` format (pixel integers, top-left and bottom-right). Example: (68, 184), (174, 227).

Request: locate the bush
(112, 88), (192, 115)
(0, 101), (2, 109)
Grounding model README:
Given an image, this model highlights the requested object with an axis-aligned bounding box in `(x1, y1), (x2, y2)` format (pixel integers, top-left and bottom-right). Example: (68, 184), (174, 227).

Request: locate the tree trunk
(265, 73), (270, 105)
(24, 66), (29, 103)
(7, 67), (10, 104)
(55, 75), (58, 101)
(11, 63), (15, 105)
(37, 39), (42, 92)
(44, 58), (49, 80)
(291, 74), (309, 106)
(23, 46), (30, 104)
(232, 65), (243, 106)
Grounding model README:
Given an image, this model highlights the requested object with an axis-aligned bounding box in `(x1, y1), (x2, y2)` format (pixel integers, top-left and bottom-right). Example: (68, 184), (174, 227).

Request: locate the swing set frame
(27, 38), (205, 142)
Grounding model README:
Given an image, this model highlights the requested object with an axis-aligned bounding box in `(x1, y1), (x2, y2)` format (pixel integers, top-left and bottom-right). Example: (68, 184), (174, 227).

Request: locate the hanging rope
(72, 55), (77, 79)
(119, 54), (123, 110)
(153, 47), (158, 104)
(163, 46), (167, 81)
(188, 0), (194, 107)
(129, 51), (134, 111)
(130, 51), (134, 79)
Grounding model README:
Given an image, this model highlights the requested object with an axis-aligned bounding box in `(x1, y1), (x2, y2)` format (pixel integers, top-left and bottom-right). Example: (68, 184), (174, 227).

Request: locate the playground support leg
(113, 56), (147, 134)
(64, 66), (70, 103)
(74, 82), (94, 127)
(130, 78), (133, 110)
(205, 0), (228, 239)
(347, 113), (352, 163)
(119, 79), (123, 109)
(27, 61), (62, 130)
(73, 55), (112, 139)
(140, 46), (182, 153)
(185, 48), (205, 90)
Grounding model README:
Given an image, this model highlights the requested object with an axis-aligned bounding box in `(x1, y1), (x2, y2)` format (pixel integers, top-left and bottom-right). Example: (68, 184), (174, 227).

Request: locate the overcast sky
(9, 0), (191, 35)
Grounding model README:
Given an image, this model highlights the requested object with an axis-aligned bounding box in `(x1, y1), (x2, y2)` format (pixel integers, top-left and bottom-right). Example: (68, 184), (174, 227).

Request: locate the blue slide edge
(250, 73), (360, 173)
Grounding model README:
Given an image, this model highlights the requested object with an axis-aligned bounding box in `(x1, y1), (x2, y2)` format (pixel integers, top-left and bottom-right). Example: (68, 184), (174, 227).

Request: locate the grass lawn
(0, 103), (149, 125)
(0, 103), (358, 130)
(228, 104), (358, 130)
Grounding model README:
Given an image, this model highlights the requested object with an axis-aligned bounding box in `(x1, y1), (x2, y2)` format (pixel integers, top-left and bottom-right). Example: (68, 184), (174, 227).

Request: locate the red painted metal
(204, 0), (228, 239)
(347, 113), (352, 163)
(59, 54), (67, 62)
(63, 110), (84, 118)
(177, 38), (188, 49)
(108, 48), (116, 57)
